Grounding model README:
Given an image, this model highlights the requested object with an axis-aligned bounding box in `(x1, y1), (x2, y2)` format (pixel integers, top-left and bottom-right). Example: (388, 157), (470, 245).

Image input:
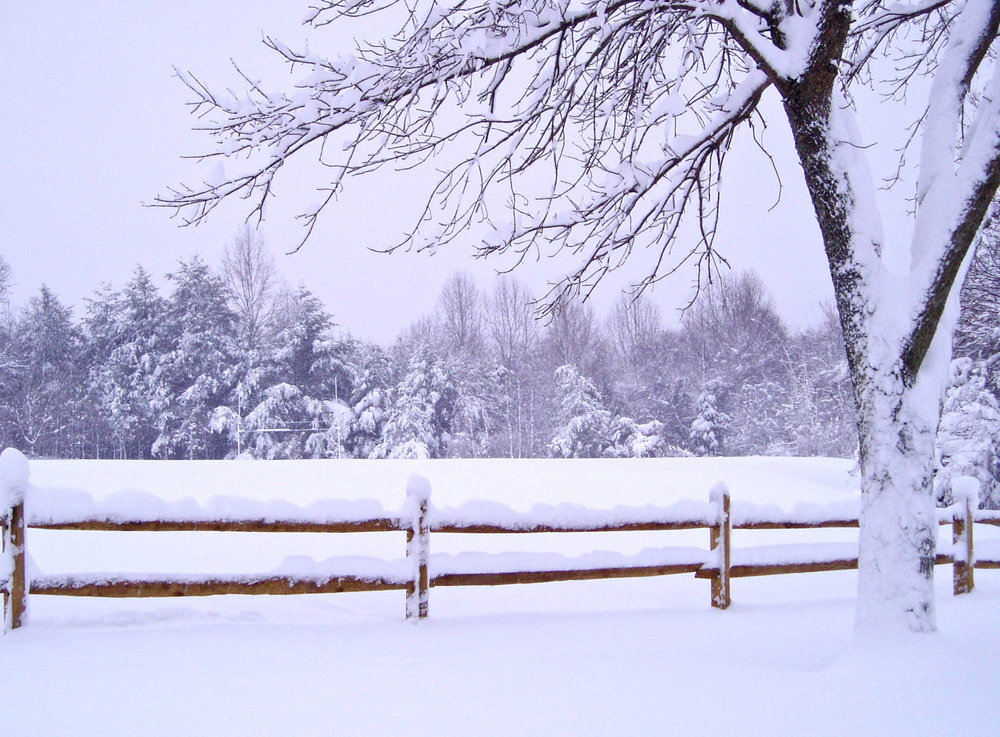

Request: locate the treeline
(0, 230), (859, 461)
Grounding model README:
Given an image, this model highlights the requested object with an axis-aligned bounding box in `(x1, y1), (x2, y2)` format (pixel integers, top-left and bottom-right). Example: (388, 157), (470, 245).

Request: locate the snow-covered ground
(3, 457), (999, 736)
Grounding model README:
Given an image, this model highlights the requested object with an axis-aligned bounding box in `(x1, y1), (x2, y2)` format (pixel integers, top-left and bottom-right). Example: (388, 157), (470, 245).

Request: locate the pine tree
(548, 364), (611, 458)
(271, 285), (353, 401)
(2, 286), (85, 456)
(373, 346), (455, 459)
(346, 342), (391, 459)
(84, 267), (165, 458)
(605, 417), (667, 458)
(151, 257), (237, 459)
(689, 381), (729, 457)
(935, 358), (1000, 509)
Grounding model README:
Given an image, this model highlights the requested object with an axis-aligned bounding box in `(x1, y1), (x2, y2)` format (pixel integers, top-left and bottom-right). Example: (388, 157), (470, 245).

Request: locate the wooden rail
(3, 475), (999, 632)
(30, 518), (400, 533)
(29, 574), (406, 598)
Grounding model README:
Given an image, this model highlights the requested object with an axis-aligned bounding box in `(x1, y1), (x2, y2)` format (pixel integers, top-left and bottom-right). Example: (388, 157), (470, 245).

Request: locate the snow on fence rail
(2, 448), (999, 631)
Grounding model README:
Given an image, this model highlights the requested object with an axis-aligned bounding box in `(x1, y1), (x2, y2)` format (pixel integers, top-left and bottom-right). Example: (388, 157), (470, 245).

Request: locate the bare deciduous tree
(222, 226), (277, 349)
(606, 294), (661, 383)
(487, 277), (538, 372)
(486, 277), (541, 457)
(156, 1), (1000, 632)
(437, 272), (484, 353)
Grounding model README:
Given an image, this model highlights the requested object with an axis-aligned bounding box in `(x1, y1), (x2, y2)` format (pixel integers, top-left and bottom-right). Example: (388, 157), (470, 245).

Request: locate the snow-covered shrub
(605, 417), (666, 458)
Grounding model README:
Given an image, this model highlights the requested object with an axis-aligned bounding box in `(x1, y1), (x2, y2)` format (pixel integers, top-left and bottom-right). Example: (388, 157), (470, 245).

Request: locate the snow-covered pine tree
(84, 267), (165, 459)
(689, 381), (730, 457)
(2, 286), (85, 457)
(548, 364), (612, 458)
(935, 358), (1000, 509)
(231, 382), (309, 459)
(347, 341), (392, 459)
(151, 257), (236, 459)
(271, 284), (354, 401)
(372, 346), (456, 459)
(219, 381), (354, 459)
(605, 417), (666, 458)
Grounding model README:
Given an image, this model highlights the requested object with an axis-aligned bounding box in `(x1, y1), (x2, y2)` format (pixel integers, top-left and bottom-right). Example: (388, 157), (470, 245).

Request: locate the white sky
(1, 1), (841, 345)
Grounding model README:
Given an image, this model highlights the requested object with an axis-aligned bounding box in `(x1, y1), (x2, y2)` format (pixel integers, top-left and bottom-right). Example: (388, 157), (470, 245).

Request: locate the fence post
(709, 483), (731, 609)
(5, 500), (26, 630)
(405, 474), (430, 621)
(1, 448), (30, 631)
(952, 476), (978, 596)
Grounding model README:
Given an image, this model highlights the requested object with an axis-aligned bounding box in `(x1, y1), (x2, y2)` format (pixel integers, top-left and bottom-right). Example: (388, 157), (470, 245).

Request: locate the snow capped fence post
(709, 483), (731, 610)
(1, 449), (30, 631)
(405, 474), (430, 621)
(952, 476), (979, 596)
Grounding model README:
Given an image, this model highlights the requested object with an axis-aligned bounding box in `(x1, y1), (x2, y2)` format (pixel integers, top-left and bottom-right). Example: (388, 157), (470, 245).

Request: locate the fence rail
(3, 466), (1000, 632)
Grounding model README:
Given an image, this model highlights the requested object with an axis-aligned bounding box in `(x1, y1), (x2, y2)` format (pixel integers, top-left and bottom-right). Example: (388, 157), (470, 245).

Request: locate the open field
(3, 457), (999, 736)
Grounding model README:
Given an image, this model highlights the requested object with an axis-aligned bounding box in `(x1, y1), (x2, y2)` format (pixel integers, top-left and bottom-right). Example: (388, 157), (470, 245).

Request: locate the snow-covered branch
(900, 1), (1000, 384)
(155, 0), (784, 288)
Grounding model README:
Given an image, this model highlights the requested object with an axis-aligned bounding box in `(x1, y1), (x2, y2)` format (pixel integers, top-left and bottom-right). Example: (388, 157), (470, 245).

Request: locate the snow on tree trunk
(854, 370), (941, 632)
(781, 67), (961, 634)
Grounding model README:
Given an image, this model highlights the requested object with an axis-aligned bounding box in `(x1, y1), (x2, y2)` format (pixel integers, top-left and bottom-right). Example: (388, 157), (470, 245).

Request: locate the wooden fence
(3, 475), (999, 631)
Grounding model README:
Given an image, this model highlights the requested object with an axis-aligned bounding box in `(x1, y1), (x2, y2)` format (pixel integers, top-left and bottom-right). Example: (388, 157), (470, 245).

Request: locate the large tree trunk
(782, 72), (944, 632)
(853, 365), (941, 632)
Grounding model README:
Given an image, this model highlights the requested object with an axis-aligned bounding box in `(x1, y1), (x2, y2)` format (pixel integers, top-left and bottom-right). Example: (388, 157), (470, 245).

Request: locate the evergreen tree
(2, 286), (85, 456)
(151, 257), (237, 459)
(271, 284), (353, 401)
(216, 382), (353, 459)
(373, 346), (456, 459)
(605, 417), (667, 458)
(548, 364), (612, 458)
(935, 358), (1000, 509)
(346, 342), (392, 458)
(84, 267), (165, 458)
(689, 381), (729, 457)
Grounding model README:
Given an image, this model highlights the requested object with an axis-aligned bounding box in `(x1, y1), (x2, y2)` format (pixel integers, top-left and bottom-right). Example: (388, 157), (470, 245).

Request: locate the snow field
(3, 457), (1000, 736)
(4, 569), (999, 737)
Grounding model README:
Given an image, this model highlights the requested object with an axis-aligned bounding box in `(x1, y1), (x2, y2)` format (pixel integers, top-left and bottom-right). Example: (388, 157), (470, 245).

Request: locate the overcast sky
(2, 1), (842, 344)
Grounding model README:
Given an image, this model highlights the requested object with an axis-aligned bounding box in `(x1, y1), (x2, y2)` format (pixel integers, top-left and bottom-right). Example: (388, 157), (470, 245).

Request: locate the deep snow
(3, 457), (999, 736)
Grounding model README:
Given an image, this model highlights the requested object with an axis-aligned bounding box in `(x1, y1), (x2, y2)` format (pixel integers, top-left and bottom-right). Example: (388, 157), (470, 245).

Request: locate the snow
(430, 499), (714, 529)
(3, 456), (1000, 736)
(431, 546), (708, 576)
(0, 447), (29, 508)
(27, 485), (391, 527)
(952, 475), (982, 508)
(730, 542), (858, 568)
(3, 558), (999, 737)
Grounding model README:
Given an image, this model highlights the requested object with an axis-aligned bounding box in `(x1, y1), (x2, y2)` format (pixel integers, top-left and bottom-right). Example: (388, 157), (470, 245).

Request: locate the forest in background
(0, 225), (997, 506)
